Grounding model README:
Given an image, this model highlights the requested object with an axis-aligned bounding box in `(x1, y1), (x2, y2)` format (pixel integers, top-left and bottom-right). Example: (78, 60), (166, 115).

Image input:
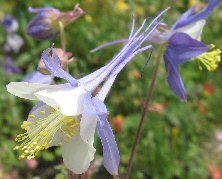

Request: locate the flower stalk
(125, 45), (164, 179)
(59, 21), (66, 52)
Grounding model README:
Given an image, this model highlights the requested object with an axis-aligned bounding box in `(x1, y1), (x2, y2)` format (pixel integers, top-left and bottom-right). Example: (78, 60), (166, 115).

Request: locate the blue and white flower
(6, 9), (168, 175)
(163, 0), (222, 101)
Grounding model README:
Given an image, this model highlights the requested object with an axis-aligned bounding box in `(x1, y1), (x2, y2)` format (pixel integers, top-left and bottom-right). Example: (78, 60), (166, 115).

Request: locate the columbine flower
(91, 0), (222, 101)
(163, 0), (222, 101)
(27, 4), (85, 40)
(6, 9), (168, 175)
(2, 15), (19, 33)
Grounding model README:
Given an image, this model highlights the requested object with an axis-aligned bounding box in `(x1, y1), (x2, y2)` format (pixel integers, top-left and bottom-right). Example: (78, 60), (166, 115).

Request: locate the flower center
(14, 109), (80, 160)
(197, 44), (221, 71)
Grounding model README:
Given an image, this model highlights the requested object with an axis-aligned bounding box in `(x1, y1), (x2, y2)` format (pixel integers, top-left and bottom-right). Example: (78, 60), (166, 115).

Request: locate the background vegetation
(0, 0), (222, 178)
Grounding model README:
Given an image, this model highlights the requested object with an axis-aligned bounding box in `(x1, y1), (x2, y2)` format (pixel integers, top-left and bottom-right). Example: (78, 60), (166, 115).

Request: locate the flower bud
(27, 4), (85, 40)
(38, 48), (74, 74)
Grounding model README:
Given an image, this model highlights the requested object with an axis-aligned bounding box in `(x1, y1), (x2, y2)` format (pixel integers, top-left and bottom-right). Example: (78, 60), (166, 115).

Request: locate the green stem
(59, 21), (66, 52)
(125, 46), (164, 179)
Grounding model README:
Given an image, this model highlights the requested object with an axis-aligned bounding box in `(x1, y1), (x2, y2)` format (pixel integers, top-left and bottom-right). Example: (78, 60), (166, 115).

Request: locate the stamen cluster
(198, 44), (221, 71)
(14, 109), (80, 160)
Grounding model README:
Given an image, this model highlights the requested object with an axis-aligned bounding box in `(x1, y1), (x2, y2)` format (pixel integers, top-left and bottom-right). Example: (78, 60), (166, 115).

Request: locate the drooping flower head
(6, 9), (169, 175)
(27, 4), (85, 40)
(163, 0), (222, 101)
(146, 0), (222, 101)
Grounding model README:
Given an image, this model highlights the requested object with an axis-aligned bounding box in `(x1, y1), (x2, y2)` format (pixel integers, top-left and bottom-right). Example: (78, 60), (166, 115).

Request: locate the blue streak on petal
(167, 33), (209, 65)
(92, 98), (120, 175)
(41, 48), (78, 87)
(173, 0), (222, 29)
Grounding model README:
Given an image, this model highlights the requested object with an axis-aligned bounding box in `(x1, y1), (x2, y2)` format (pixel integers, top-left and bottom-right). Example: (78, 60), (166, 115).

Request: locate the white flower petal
(62, 135), (95, 174)
(80, 113), (98, 146)
(6, 82), (53, 100)
(34, 86), (87, 116)
(174, 20), (206, 40)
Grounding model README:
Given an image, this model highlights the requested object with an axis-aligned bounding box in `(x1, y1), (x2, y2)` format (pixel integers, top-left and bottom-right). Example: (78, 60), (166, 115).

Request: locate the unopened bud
(38, 48), (74, 74)
(27, 4), (85, 40)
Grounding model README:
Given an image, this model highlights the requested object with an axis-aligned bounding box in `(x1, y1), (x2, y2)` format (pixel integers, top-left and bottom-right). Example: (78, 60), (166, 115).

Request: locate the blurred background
(1, 0), (222, 178)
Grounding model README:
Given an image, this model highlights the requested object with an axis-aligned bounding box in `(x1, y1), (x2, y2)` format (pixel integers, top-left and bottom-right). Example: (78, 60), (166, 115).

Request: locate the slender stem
(125, 46), (164, 179)
(59, 21), (66, 52)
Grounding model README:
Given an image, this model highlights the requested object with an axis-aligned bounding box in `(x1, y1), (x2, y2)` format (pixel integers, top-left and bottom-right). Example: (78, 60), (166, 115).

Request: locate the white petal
(62, 135), (95, 174)
(34, 86), (87, 116)
(80, 113), (98, 146)
(6, 82), (54, 100)
(174, 20), (206, 40)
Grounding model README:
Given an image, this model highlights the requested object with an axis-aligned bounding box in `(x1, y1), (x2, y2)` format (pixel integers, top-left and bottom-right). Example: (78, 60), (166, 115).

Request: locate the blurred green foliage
(0, 0), (222, 178)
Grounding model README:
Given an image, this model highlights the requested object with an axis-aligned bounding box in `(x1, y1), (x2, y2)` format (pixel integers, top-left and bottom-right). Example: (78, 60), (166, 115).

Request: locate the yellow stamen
(197, 44), (221, 71)
(14, 108), (80, 160)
